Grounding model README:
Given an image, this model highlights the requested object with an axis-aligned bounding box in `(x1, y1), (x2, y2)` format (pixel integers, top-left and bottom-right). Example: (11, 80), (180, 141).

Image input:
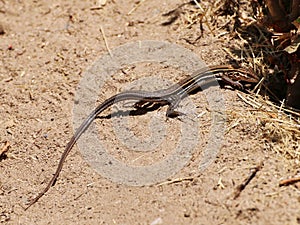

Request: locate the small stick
(99, 26), (112, 57)
(157, 177), (194, 186)
(90, 0), (106, 10)
(233, 162), (263, 199)
(279, 176), (300, 186)
(127, 0), (146, 15)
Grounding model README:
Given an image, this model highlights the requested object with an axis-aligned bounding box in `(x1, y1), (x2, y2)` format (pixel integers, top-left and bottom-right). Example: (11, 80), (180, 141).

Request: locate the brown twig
(233, 162), (263, 199)
(279, 176), (300, 186)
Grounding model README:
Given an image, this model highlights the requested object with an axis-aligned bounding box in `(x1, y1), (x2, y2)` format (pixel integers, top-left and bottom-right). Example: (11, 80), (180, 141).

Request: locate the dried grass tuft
(236, 92), (300, 160)
(180, 0), (300, 160)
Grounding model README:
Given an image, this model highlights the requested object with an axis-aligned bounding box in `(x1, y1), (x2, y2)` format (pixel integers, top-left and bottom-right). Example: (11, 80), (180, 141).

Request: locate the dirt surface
(0, 0), (300, 224)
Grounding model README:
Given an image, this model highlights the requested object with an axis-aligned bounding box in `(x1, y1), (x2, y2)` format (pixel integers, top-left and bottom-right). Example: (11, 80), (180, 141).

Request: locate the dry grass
(236, 92), (300, 160)
(175, 0), (300, 161)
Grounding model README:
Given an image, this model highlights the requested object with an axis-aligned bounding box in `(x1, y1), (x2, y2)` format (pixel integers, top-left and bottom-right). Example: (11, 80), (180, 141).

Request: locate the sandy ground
(0, 0), (299, 224)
